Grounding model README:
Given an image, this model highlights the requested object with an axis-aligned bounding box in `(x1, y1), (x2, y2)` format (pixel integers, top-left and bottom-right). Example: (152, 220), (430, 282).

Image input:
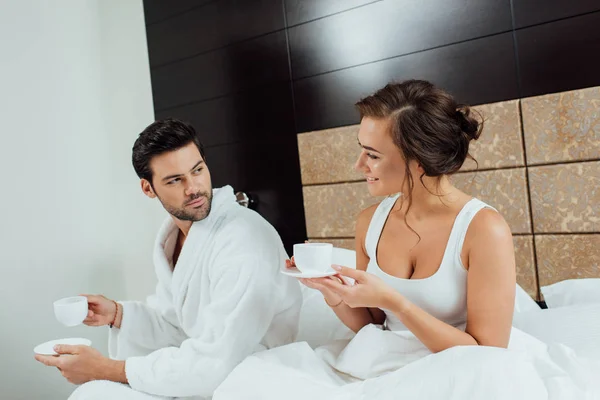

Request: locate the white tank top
(365, 194), (495, 331)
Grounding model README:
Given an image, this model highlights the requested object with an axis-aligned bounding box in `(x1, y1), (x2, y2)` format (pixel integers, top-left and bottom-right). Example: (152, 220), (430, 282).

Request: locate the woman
(293, 79), (516, 352)
(214, 80), (525, 399)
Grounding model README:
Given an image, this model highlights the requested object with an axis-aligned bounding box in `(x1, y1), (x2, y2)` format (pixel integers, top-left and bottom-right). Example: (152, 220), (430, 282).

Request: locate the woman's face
(355, 116), (418, 197)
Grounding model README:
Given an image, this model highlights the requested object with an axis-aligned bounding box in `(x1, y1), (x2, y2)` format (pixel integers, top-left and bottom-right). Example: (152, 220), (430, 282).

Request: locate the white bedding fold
(214, 325), (600, 400)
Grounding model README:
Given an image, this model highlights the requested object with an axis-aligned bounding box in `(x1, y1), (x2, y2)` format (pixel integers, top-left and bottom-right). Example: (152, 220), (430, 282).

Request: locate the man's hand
(34, 345), (127, 385)
(81, 294), (121, 328)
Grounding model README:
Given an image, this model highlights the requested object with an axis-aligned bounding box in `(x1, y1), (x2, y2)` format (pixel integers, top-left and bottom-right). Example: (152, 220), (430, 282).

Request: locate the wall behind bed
(0, 1), (162, 399)
(299, 86), (600, 301)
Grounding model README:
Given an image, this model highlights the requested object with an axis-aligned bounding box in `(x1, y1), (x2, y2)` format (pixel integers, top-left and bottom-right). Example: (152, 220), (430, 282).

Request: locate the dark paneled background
(143, 0), (600, 253)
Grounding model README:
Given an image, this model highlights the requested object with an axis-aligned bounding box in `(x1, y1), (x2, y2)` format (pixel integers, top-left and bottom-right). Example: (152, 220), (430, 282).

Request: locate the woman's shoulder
(355, 202), (383, 237)
(357, 194), (400, 227)
(467, 206), (512, 245)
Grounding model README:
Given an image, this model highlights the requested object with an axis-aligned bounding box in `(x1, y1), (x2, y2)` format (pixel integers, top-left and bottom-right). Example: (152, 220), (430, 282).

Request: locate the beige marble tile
(303, 182), (382, 237)
(529, 162), (600, 233)
(536, 234), (600, 288)
(522, 86), (600, 165)
(513, 235), (538, 300)
(451, 168), (531, 233)
(461, 100), (525, 171)
(297, 125), (362, 185)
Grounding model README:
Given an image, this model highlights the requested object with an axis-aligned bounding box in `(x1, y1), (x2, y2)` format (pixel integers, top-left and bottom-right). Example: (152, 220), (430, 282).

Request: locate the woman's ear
(411, 160), (425, 175)
(141, 179), (157, 199)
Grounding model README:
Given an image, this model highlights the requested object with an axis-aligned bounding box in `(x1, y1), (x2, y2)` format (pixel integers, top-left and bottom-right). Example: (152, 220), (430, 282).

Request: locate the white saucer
(280, 266), (338, 279)
(34, 338), (92, 355)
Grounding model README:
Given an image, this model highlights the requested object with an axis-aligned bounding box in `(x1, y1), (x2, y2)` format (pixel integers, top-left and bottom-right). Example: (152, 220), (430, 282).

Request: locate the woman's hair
(355, 79), (483, 238)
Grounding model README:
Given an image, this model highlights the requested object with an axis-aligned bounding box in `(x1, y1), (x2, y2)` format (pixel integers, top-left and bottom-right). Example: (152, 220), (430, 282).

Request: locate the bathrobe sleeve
(108, 281), (188, 359)
(123, 235), (282, 398)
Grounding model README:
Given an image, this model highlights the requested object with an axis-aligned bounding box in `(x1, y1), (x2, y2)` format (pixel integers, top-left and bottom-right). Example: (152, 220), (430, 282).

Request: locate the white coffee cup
(293, 243), (333, 273)
(54, 296), (88, 327)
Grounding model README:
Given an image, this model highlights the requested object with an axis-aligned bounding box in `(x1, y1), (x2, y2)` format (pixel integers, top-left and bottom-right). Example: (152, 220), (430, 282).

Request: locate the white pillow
(331, 247), (356, 269)
(295, 247), (356, 348)
(541, 279), (600, 308)
(512, 304), (600, 360)
(296, 288), (354, 348)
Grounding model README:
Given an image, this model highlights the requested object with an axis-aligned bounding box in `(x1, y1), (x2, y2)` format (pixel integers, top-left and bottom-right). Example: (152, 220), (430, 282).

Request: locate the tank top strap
(364, 193), (401, 259)
(448, 198), (497, 267)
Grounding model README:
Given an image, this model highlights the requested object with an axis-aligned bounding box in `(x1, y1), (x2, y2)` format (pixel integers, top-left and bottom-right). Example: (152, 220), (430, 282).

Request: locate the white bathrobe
(69, 186), (302, 400)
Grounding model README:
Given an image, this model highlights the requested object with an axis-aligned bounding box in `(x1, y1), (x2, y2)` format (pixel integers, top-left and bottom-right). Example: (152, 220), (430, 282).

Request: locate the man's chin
(187, 203), (212, 222)
(163, 196), (213, 222)
(169, 209), (208, 222)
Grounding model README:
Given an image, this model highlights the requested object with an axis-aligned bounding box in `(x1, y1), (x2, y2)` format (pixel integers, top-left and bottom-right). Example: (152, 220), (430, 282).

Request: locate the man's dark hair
(132, 118), (206, 183)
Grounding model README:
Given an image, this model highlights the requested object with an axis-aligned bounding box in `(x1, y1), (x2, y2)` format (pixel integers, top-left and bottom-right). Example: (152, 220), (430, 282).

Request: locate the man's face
(142, 142), (213, 222)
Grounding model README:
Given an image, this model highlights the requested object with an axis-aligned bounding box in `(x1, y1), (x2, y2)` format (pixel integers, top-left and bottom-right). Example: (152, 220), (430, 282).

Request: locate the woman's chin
(366, 183), (385, 197)
(366, 181), (401, 198)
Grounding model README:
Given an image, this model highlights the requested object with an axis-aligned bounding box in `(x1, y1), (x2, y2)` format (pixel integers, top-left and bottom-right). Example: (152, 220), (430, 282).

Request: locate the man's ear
(141, 179), (157, 199)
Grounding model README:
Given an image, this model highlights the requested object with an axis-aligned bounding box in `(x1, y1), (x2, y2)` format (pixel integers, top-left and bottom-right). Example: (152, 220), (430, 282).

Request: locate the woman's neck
(394, 176), (462, 218)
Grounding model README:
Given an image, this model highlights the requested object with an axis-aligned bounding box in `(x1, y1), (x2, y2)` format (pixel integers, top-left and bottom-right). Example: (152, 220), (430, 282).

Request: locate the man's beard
(159, 190), (213, 222)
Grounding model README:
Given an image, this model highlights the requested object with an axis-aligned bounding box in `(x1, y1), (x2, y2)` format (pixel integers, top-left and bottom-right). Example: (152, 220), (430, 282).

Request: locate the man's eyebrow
(161, 160), (204, 181)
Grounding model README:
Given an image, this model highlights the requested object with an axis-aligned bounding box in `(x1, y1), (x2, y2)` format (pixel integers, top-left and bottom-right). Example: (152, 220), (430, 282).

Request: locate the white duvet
(213, 253), (600, 400)
(213, 323), (600, 400)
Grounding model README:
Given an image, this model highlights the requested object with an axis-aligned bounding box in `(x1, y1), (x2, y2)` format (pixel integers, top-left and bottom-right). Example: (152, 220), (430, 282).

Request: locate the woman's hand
(319, 265), (401, 309)
(285, 258), (346, 306)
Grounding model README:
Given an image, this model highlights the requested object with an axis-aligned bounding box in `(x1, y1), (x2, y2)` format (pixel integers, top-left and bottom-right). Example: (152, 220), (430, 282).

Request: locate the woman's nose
(354, 153), (365, 172)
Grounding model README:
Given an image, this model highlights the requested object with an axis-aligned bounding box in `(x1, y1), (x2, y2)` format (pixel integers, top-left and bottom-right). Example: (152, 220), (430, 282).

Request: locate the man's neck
(172, 217), (193, 237)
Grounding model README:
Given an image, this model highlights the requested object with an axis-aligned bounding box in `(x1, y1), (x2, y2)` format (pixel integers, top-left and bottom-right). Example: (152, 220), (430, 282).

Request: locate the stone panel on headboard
(461, 100), (525, 172)
(529, 161), (600, 233)
(451, 168), (531, 234)
(535, 235), (600, 288)
(297, 125), (361, 185)
(303, 183), (382, 238)
(513, 235), (538, 299)
(522, 86), (600, 165)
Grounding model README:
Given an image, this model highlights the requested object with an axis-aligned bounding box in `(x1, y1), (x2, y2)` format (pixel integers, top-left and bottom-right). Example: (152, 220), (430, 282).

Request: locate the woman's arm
(385, 209), (516, 352)
(314, 205), (385, 333)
